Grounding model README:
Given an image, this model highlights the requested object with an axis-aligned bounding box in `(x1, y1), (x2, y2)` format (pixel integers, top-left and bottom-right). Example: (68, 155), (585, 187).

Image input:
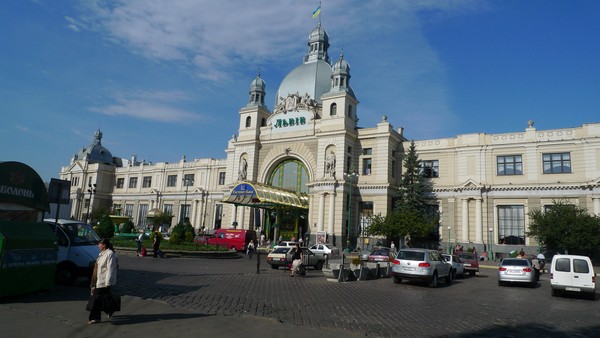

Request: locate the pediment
(459, 179), (482, 189)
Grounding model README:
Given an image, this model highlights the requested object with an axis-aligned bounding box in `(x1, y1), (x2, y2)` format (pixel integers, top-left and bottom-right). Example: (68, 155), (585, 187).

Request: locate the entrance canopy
(222, 182), (308, 209)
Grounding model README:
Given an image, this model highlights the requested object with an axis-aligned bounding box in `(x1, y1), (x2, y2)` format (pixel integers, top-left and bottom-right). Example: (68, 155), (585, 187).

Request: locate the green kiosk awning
(222, 182), (308, 209)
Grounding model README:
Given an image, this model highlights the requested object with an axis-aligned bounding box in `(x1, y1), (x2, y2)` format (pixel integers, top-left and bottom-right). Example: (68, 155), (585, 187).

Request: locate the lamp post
(343, 170), (358, 253)
(86, 183), (96, 223)
(447, 226), (451, 254)
(488, 227), (494, 261)
(181, 177), (193, 223)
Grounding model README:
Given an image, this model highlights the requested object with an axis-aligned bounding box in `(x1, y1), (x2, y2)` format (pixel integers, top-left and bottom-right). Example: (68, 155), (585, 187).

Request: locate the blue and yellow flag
(312, 5), (321, 19)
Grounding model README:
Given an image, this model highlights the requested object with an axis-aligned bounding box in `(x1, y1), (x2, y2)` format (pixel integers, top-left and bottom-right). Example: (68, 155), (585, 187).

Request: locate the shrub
(121, 220), (135, 234)
(96, 215), (115, 238)
(169, 232), (181, 244)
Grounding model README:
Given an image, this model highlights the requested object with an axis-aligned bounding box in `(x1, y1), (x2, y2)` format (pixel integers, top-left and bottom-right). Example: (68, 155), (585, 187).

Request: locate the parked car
(292, 247), (326, 270)
(497, 258), (537, 287)
(550, 254), (596, 299)
(308, 244), (340, 259)
(274, 241), (298, 249)
(391, 248), (452, 287)
(442, 254), (465, 279)
(458, 252), (480, 276)
(358, 249), (372, 261)
(368, 247), (394, 263)
(267, 247), (293, 269)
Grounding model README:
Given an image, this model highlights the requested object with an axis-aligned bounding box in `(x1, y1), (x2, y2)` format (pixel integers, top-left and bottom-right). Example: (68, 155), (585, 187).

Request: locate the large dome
(275, 60), (332, 106)
(73, 130), (115, 165)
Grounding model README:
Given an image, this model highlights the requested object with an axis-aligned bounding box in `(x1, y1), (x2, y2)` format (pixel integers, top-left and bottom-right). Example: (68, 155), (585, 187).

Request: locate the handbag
(85, 292), (96, 312)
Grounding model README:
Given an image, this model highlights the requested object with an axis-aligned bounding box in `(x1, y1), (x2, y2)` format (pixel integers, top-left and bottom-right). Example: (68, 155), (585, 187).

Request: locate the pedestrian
(299, 237), (303, 247)
(290, 243), (302, 277)
(278, 235), (283, 243)
(537, 252), (546, 271)
(519, 248), (525, 257)
(136, 232), (144, 256)
(87, 238), (118, 324)
(260, 233), (265, 246)
(390, 241), (395, 252)
(153, 231), (162, 258)
(247, 241), (254, 259)
(531, 256), (541, 281)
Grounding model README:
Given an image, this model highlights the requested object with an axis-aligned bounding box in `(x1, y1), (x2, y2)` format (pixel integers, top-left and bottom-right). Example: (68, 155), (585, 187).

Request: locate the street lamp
(343, 170), (358, 253)
(86, 183), (96, 223)
(181, 177), (193, 223)
(447, 226), (451, 254)
(488, 227), (494, 261)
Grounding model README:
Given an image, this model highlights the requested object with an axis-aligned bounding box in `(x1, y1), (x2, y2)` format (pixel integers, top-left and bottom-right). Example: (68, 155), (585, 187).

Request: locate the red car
(458, 252), (480, 276)
(367, 247), (394, 262)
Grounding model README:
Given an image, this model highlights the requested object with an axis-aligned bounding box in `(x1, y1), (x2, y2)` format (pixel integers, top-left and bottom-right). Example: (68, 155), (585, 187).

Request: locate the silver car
(442, 254), (465, 279)
(497, 258), (537, 287)
(391, 249), (452, 288)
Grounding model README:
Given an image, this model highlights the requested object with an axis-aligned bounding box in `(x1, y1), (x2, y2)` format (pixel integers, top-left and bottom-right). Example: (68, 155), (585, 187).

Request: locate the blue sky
(2, 0), (599, 183)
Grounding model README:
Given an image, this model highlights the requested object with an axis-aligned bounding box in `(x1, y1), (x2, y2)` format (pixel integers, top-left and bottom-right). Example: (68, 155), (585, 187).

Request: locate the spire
(248, 67), (266, 107)
(304, 22), (329, 64)
(330, 50), (351, 92)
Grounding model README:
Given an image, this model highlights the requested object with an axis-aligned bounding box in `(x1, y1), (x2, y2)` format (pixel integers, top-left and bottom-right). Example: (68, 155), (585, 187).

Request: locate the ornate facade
(58, 23), (600, 257)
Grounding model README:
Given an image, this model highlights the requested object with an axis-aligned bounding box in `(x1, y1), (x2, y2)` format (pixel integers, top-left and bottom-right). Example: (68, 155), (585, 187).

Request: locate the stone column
(328, 193), (335, 236)
(475, 197), (483, 243)
(593, 196), (600, 216)
(318, 193), (325, 232)
(462, 198), (469, 243)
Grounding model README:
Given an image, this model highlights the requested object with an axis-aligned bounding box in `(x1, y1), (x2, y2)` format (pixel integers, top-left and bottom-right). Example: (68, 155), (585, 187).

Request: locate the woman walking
(87, 238), (118, 324)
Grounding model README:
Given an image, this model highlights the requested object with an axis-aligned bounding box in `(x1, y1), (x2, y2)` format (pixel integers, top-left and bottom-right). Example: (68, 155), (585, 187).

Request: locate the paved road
(2, 251), (599, 337)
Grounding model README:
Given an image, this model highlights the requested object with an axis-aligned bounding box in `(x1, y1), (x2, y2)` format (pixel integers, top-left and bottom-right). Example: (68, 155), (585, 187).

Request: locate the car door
(572, 258), (594, 289)
(431, 251), (449, 276)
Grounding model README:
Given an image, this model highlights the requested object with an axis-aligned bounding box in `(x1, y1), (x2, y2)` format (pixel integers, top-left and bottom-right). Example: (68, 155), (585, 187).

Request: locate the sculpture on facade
(273, 92), (318, 114)
(238, 158), (248, 181)
(325, 151), (336, 177)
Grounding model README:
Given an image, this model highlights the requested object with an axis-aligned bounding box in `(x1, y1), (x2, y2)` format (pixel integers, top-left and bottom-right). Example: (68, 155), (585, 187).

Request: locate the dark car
(368, 247), (394, 263)
(458, 252), (480, 276)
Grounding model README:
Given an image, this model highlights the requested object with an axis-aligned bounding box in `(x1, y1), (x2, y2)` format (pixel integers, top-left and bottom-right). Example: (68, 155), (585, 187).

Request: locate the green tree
(150, 212), (173, 232)
(95, 214), (115, 239)
(368, 141), (438, 247)
(121, 219), (135, 234)
(528, 200), (600, 256)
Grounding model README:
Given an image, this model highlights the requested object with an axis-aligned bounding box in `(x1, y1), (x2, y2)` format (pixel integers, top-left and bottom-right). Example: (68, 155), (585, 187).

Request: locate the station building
(58, 23), (600, 257)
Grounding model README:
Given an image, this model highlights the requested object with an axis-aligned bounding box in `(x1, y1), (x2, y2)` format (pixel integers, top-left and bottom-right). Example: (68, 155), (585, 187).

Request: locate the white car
(442, 254), (466, 279)
(274, 241), (298, 249)
(308, 244), (340, 259)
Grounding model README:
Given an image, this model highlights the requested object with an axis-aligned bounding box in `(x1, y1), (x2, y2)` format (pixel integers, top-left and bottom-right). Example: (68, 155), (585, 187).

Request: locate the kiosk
(0, 161), (57, 298)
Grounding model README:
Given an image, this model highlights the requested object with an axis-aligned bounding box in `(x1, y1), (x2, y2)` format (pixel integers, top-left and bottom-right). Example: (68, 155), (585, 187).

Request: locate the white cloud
(88, 90), (203, 122)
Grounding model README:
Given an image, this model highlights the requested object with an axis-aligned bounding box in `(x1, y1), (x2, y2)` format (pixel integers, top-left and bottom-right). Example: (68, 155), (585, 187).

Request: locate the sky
(1, 0), (599, 183)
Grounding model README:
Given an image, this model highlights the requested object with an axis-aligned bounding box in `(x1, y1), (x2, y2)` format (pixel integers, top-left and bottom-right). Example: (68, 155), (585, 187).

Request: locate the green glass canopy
(222, 181), (308, 209)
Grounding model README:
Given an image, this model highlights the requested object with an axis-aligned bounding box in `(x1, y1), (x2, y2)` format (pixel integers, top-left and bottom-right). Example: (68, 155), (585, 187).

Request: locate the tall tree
(528, 200), (600, 256)
(368, 141), (438, 247)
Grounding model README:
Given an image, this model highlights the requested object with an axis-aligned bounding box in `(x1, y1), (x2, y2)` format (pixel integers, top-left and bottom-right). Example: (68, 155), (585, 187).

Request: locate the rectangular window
(391, 160), (396, 178)
(163, 204), (173, 216)
(138, 204), (148, 228)
(124, 204), (134, 217)
(128, 177), (138, 188)
(167, 175), (177, 187)
(420, 160), (439, 178)
(497, 155), (523, 175)
(214, 204), (223, 229)
(497, 205), (525, 245)
(180, 204), (190, 222)
(183, 174), (195, 186)
(112, 204), (122, 216)
(143, 176), (152, 188)
(359, 201), (373, 238)
(363, 148), (372, 155)
(218, 172), (226, 185)
(362, 158), (372, 175)
(347, 156), (352, 174)
(543, 152), (571, 174)
(116, 178), (124, 189)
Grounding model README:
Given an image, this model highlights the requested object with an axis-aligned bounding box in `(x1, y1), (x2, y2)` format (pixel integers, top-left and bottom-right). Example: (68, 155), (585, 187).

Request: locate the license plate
(565, 287), (581, 292)
(508, 269), (521, 274)
(464, 263), (471, 267)
(403, 267), (415, 271)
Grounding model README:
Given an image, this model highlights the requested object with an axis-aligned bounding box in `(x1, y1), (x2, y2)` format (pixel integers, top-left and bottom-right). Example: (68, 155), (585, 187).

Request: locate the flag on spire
(312, 4), (321, 19)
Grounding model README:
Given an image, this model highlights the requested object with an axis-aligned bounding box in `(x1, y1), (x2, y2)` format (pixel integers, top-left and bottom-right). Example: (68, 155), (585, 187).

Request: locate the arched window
(268, 159), (309, 194)
(330, 103), (337, 116)
(245, 116), (251, 128)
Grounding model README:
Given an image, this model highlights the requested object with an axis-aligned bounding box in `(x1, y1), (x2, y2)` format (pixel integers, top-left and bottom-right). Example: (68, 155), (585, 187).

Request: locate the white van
(44, 218), (101, 284)
(550, 254), (596, 299)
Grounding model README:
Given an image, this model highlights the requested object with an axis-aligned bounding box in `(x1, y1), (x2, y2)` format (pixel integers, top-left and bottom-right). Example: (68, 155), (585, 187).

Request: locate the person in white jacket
(88, 238), (118, 324)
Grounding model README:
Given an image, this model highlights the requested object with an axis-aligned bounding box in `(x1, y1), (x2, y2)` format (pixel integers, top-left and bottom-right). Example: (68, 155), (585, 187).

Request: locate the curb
(114, 246), (241, 259)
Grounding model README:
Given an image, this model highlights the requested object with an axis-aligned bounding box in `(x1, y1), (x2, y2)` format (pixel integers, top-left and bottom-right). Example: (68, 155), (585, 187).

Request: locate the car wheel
(586, 292), (596, 300)
(393, 275), (402, 284)
(469, 271), (476, 277)
(551, 288), (558, 297)
(270, 264), (278, 270)
(315, 260), (324, 270)
(429, 272), (438, 288)
(498, 281), (503, 287)
(451, 269), (456, 280)
(446, 270), (453, 284)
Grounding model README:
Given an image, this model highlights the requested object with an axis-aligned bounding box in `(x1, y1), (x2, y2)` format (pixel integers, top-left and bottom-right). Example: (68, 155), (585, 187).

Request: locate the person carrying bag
(86, 238), (120, 324)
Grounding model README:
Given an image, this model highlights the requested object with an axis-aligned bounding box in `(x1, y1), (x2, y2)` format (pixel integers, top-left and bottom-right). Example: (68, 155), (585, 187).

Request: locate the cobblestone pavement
(116, 252), (600, 337)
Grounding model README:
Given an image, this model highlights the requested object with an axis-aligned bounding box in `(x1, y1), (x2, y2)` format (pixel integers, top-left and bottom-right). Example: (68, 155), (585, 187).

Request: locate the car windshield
(370, 249), (389, 256)
(459, 253), (475, 260)
(61, 222), (101, 246)
(502, 259), (528, 266)
(272, 247), (291, 254)
(397, 250), (425, 261)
